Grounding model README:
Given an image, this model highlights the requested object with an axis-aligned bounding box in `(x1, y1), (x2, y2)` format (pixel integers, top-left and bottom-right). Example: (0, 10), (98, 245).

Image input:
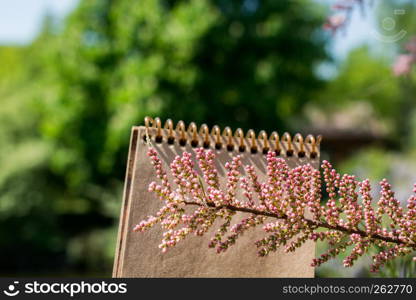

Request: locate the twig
(182, 200), (416, 248)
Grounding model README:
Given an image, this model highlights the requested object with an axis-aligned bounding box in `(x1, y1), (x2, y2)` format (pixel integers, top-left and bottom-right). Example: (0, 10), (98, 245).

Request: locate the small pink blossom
(393, 54), (415, 76)
(323, 14), (346, 33)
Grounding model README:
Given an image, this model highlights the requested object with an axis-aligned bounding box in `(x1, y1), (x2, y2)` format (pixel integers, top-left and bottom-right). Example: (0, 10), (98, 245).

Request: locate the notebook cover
(113, 122), (320, 277)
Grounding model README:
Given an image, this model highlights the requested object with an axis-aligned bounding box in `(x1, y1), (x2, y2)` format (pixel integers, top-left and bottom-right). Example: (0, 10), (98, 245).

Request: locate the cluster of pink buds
(135, 147), (416, 272)
(393, 37), (416, 76)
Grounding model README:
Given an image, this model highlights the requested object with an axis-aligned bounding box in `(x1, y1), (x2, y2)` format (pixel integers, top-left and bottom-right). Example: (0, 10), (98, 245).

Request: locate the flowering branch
(134, 147), (416, 272)
(181, 200), (415, 247)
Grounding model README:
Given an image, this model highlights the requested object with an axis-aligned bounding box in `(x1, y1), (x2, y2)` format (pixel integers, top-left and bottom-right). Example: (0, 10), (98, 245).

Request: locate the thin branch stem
(183, 200), (416, 248)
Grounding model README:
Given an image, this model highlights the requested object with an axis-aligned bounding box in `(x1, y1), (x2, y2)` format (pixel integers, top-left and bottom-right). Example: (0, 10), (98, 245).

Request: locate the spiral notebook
(113, 117), (321, 278)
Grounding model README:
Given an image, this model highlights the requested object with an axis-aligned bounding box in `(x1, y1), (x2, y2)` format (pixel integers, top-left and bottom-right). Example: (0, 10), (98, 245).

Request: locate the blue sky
(0, 0), (79, 44)
(0, 0), (375, 60)
(332, 6), (376, 59)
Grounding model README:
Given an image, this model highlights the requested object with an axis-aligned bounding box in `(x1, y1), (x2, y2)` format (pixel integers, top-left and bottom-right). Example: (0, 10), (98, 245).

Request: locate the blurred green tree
(315, 46), (401, 119)
(0, 0), (328, 275)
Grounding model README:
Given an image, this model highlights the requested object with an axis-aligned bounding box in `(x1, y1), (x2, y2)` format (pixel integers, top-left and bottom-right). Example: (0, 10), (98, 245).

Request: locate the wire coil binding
(143, 116), (321, 159)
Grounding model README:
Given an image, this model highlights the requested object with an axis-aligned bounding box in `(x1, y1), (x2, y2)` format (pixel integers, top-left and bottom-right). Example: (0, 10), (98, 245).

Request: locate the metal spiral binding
(143, 116), (321, 159)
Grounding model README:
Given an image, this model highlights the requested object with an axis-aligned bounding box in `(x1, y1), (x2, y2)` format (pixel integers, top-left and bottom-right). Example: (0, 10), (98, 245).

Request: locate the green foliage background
(0, 0), (328, 275)
(1, 0), (416, 277)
